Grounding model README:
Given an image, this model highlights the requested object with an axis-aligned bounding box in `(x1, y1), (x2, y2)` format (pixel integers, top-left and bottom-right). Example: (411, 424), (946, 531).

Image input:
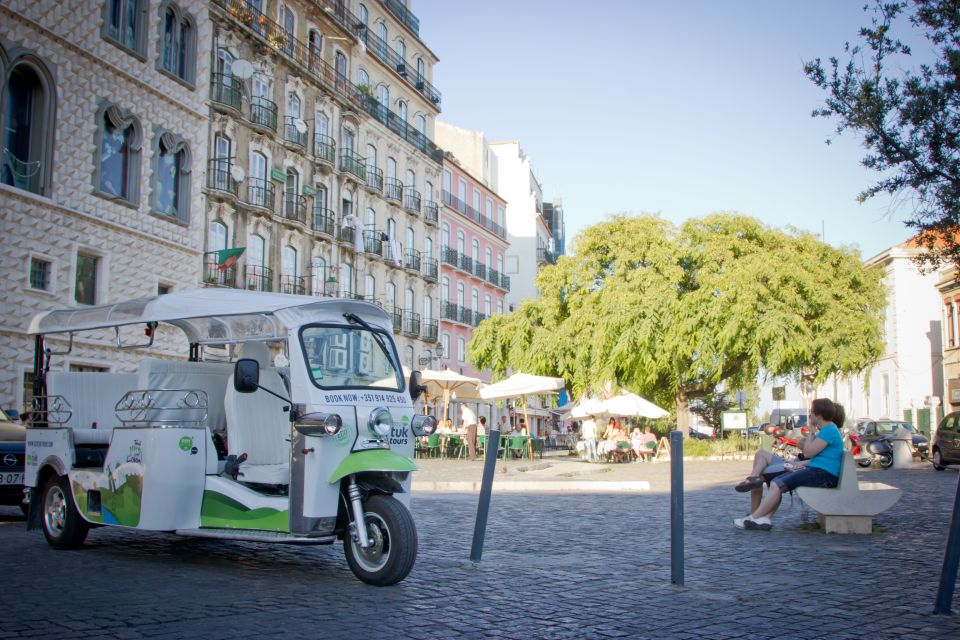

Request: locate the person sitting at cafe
(477, 416), (487, 436)
(511, 419), (525, 436)
(439, 418), (456, 434)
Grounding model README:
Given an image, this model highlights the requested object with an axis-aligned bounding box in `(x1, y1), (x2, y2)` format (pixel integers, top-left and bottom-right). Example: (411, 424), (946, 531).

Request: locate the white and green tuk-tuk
(24, 290), (436, 585)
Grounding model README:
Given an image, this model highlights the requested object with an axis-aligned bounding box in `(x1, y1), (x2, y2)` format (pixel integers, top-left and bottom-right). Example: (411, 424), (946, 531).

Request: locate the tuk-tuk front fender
(329, 449), (417, 484)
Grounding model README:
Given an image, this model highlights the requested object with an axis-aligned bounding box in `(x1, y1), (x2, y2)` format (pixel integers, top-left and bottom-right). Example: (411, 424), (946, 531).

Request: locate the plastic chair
(532, 437), (545, 460)
(425, 433), (441, 458)
(477, 434), (487, 458)
(507, 435), (529, 460)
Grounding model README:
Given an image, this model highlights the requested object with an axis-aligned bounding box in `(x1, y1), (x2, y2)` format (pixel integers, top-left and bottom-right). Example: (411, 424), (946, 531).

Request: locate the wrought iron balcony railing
(424, 200), (439, 225)
(279, 275), (306, 295)
(339, 151), (366, 181)
(245, 265), (273, 292)
(244, 178), (275, 211)
(441, 246), (458, 266)
(283, 191), (307, 224)
(384, 177), (403, 203)
(210, 72), (242, 112)
(487, 267), (501, 286)
(402, 311), (421, 337)
(422, 257), (438, 281)
(404, 248), (421, 272)
(421, 319), (438, 342)
(458, 305), (473, 325)
(382, 0), (420, 37)
(389, 306), (403, 333)
(312, 207), (336, 237)
(283, 116), (307, 148)
(249, 97), (277, 131)
(206, 159), (238, 198)
(441, 301), (459, 322)
(363, 229), (384, 256)
(473, 262), (487, 280)
(314, 134), (336, 166)
(203, 252), (237, 288)
(365, 166), (384, 193)
(441, 190), (506, 239)
(403, 188), (421, 214)
(338, 224), (355, 246)
(499, 273), (511, 292)
(458, 253), (473, 273)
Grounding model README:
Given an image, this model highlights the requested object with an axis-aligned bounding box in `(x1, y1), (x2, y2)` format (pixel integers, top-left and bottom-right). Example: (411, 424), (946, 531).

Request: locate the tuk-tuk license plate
(0, 472), (23, 485)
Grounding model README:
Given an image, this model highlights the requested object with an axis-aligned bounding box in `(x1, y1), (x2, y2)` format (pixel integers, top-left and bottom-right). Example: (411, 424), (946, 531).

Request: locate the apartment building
(0, 0), (212, 411)
(203, 0), (443, 369)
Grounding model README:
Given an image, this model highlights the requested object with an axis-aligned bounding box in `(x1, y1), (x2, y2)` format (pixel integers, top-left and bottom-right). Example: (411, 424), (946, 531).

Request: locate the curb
(413, 480), (652, 493)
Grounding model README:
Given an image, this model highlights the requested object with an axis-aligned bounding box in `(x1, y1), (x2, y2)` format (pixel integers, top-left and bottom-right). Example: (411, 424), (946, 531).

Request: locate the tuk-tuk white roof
(28, 289), (393, 344)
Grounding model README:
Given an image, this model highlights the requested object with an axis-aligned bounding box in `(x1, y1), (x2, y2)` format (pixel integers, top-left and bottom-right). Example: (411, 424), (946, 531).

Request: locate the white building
(812, 241), (943, 424)
(0, 0), (212, 412)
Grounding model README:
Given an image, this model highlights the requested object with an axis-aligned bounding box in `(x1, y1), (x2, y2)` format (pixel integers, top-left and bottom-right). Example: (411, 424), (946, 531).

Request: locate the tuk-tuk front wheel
(344, 494), (417, 586)
(42, 475), (89, 549)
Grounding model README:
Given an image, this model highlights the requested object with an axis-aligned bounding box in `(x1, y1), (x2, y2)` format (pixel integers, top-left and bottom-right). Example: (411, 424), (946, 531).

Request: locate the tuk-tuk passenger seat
(224, 342), (291, 485)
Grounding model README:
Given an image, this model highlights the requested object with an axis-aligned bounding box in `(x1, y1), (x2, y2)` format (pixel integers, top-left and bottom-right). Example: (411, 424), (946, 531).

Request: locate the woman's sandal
(735, 476), (764, 492)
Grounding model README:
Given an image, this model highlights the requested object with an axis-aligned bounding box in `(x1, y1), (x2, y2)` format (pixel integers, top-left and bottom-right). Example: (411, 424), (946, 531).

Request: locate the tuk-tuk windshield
(301, 325), (402, 391)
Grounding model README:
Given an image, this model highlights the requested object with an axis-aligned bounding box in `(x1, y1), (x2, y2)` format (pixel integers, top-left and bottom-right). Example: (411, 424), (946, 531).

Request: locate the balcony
(384, 177), (403, 203)
(404, 248), (421, 273)
(536, 247), (554, 265)
(473, 262), (487, 280)
(487, 267), (500, 286)
(314, 134), (336, 170)
(362, 27), (442, 108)
(338, 225), (355, 247)
(441, 190), (507, 239)
(499, 274), (511, 292)
(244, 178), (275, 212)
(339, 151), (366, 182)
(458, 253), (473, 273)
(210, 72), (242, 113)
(441, 246), (458, 266)
(472, 311), (488, 328)
(245, 265), (273, 292)
(312, 207), (336, 237)
(421, 319), (438, 343)
(383, 0), (421, 37)
(205, 159), (238, 201)
(365, 166), (384, 194)
(362, 229), (384, 257)
(402, 311), (421, 337)
(203, 252), (236, 288)
(282, 191), (307, 224)
(279, 275), (306, 295)
(389, 306), (403, 333)
(403, 188), (421, 214)
(283, 116), (307, 149)
(249, 97), (277, 132)
(458, 306), (473, 325)
(441, 301), (459, 322)
(422, 257), (438, 282)
(424, 201), (439, 226)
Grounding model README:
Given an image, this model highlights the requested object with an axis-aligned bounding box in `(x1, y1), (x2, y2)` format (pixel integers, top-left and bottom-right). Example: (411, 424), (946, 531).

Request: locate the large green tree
(804, 0), (960, 270)
(469, 213), (887, 435)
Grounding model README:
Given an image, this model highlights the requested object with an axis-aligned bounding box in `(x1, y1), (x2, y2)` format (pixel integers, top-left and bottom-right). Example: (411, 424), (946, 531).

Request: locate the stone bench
(796, 452), (902, 534)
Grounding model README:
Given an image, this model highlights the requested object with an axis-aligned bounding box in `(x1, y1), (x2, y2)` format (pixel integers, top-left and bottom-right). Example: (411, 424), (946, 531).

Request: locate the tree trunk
(675, 392), (690, 438)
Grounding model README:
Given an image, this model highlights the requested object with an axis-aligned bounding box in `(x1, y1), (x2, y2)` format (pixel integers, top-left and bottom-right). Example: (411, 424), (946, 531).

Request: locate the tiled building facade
(203, 0), (443, 370)
(0, 0), (212, 411)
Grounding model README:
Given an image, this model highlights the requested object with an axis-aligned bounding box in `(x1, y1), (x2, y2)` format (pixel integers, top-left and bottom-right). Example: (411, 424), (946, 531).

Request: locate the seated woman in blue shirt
(735, 398), (845, 531)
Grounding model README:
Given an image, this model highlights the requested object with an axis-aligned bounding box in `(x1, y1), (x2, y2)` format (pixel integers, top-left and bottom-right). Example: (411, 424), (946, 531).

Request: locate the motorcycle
(846, 432), (893, 468)
(766, 425), (805, 459)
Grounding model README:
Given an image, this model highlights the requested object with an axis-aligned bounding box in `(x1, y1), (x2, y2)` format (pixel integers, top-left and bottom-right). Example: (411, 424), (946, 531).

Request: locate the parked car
(0, 411), (26, 515)
(932, 412), (960, 470)
(857, 420), (929, 460)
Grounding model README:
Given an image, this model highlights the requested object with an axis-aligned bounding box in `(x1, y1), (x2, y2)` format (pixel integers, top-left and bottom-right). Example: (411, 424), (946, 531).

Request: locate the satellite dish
(230, 165), (246, 182)
(232, 59), (254, 80)
(294, 118), (308, 134)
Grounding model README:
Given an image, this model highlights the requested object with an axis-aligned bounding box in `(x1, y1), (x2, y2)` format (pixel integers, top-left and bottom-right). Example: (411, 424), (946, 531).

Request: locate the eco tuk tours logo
(179, 436), (198, 455)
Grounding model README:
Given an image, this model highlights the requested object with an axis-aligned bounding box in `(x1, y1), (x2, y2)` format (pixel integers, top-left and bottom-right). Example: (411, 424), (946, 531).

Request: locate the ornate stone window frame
(92, 100), (142, 206)
(155, 0), (197, 88)
(101, 0), (150, 61)
(149, 127), (192, 225)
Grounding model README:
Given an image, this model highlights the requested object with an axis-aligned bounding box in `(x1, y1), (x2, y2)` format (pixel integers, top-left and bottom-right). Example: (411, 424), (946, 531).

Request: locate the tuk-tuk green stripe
(200, 491), (289, 532)
(329, 449), (418, 483)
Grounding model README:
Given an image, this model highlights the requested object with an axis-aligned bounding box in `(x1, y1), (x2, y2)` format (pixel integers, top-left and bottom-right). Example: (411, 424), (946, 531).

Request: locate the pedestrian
(582, 416), (598, 462)
(461, 403), (478, 461)
(734, 398), (846, 531)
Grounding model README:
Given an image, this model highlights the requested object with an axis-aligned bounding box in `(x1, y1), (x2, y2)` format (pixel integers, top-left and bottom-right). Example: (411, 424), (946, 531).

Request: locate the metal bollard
(934, 473), (960, 614)
(670, 429), (684, 586)
(470, 428), (500, 563)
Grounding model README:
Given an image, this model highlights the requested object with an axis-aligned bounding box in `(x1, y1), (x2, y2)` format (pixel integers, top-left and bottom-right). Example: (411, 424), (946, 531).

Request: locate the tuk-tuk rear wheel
(344, 494), (417, 586)
(41, 475), (89, 549)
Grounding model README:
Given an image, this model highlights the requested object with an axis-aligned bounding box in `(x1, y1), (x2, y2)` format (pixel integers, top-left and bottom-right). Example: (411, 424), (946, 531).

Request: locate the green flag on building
(216, 247), (245, 271)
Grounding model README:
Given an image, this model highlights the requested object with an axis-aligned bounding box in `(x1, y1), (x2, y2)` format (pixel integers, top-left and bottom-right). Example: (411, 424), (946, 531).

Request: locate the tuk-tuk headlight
(323, 414), (343, 435)
(369, 407), (393, 437)
(411, 415), (437, 437)
(294, 412), (342, 436)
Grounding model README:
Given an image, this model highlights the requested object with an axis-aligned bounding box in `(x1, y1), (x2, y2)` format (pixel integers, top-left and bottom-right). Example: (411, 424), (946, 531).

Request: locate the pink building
(438, 157), (510, 379)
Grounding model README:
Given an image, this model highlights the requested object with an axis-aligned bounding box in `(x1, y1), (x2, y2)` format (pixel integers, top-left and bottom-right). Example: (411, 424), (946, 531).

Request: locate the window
(364, 274), (376, 301)
(308, 30), (322, 73)
(366, 143), (377, 172)
(405, 345), (414, 369)
(405, 287), (415, 313)
(1, 57), (56, 196)
(95, 103), (141, 203)
(456, 282), (464, 307)
(415, 114), (425, 135)
(423, 295), (433, 322)
(424, 236), (433, 260)
(377, 22), (388, 58)
(441, 333), (450, 361)
(157, 283), (171, 295)
(398, 100), (407, 123)
(472, 239), (479, 263)
(441, 277), (449, 303)
(249, 151), (268, 206)
(358, 68), (369, 89)
(441, 222), (450, 249)
(425, 180), (433, 203)
(396, 40), (406, 64)
(406, 168), (415, 189)
(280, 4), (296, 56)
(442, 170), (451, 195)
(497, 205), (505, 227)
(484, 294), (492, 316)
(208, 220), (228, 252)
(457, 337), (465, 363)
(457, 230), (465, 255)
(458, 179), (466, 205)
(104, 0), (148, 56)
(358, 3), (368, 27)
(949, 303), (956, 349)
(281, 245), (298, 292)
(497, 298), (504, 315)
(416, 57), (425, 83)
(377, 83), (389, 109)
(472, 189), (480, 214)
(75, 253), (99, 305)
(159, 2), (196, 84)
(335, 52), (347, 86)
(385, 281), (396, 311)
(339, 262), (353, 297)
(471, 288), (479, 312)
(485, 247), (492, 268)
(311, 256), (329, 296)
(29, 257), (51, 291)
(152, 131), (191, 222)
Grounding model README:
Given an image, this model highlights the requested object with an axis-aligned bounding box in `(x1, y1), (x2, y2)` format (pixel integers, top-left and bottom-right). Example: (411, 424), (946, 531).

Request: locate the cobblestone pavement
(2, 459), (960, 639)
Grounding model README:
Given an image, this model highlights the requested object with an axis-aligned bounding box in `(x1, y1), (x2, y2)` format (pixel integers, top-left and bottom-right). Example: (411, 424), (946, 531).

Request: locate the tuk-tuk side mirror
(409, 370), (427, 402)
(234, 358), (260, 393)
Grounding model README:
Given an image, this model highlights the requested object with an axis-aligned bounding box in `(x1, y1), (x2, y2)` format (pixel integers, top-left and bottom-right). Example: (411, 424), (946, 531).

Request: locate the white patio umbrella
(569, 396), (604, 419)
(419, 368), (484, 420)
(596, 391), (669, 419)
(480, 373), (565, 459)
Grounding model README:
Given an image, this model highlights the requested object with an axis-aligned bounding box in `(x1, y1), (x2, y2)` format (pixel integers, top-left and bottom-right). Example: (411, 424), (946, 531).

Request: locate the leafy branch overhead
(468, 213), (886, 433)
(804, 0), (960, 270)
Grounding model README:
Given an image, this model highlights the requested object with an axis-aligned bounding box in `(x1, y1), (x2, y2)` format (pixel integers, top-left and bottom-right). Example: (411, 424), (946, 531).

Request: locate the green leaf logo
(179, 436), (193, 452)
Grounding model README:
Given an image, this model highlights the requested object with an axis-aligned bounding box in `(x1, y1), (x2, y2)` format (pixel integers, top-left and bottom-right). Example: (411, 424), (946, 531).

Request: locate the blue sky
(415, 0), (929, 260)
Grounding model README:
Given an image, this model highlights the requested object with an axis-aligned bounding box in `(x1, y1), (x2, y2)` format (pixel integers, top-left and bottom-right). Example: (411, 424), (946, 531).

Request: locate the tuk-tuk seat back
(46, 372), (138, 435)
(224, 342), (291, 485)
